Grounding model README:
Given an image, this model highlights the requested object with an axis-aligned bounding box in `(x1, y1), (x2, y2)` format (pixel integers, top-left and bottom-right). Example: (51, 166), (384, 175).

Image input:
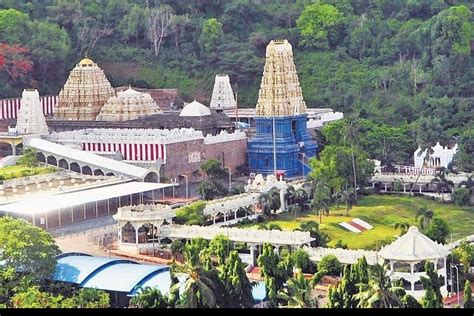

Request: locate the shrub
(334, 239), (348, 249)
(175, 201), (207, 225)
(317, 254), (341, 276)
(452, 188), (470, 206)
(393, 180), (403, 192)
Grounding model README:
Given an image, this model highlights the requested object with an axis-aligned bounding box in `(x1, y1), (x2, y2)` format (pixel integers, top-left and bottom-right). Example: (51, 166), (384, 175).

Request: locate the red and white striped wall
(82, 142), (166, 163)
(0, 95), (57, 119)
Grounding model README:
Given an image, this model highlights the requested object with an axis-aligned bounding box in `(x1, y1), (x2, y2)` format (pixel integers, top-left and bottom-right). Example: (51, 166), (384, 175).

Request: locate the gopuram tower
(248, 40), (318, 177)
(16, 89), (49, 135)
(55, 58), (116, 121)
(209, 74), (237, 112)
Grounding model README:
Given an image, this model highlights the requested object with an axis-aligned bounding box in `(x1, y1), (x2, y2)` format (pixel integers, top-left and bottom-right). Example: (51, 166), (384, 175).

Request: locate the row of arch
(37, 152), (115, 177)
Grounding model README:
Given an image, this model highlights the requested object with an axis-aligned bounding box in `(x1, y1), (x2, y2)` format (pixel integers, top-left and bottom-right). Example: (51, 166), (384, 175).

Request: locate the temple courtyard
(240, 194), (474, 250)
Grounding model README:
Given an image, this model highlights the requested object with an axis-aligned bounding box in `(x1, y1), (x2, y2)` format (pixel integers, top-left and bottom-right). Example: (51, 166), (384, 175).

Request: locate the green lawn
(241, 195), (474, 250)
(0, 165), (56, 180)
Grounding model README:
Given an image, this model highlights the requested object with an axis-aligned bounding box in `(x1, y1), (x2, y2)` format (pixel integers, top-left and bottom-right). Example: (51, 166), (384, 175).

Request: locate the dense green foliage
(317, 254), (341, 276)
(0, 1), (471, 159)
(174, 200), (207, 225)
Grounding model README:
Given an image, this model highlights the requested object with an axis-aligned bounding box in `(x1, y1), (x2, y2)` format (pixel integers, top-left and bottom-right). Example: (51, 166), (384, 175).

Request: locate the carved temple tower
(16, 89), (49, 135)
(248, 40), (317, 177)
(55, 58), (116, 121)
(209, 74), (237, 112)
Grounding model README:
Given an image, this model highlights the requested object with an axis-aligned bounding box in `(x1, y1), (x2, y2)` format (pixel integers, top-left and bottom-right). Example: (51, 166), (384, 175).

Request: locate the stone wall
(160, 138), (247, 180)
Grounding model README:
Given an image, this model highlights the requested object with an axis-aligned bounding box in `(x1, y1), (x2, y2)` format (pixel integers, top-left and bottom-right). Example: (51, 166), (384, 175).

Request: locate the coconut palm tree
(459, 175), (474, 205)
(285, 185), (296, 206)
(394, 222), (410, 235)
(333, 181), (357, 216)
(430, 167), (454, 201)
(354, 264), (404, 308)
(288, 204), (301, 218)
(415, 205), (434, 231)
(258, 188), (281, 218)
(294, 221), (330, 247)
(130, 286), (171, 308)
(277, 272), (318, 308)
(258, 223), (282, 231)
(310, 183), (331, 224)
(170, 259), (218, 308)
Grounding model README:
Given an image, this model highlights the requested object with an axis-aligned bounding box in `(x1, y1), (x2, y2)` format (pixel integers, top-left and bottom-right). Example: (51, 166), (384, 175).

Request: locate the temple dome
(96, 87), (162, 122)
(79, 58), (94, 66)
(55, 58), (116, 121)
(378, 226), (449, 262)
(179, 100), (211, 117)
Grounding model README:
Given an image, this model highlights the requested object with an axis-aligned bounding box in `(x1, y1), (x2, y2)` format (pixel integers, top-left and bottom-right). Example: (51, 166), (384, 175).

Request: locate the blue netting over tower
(248, 40), (318, 177)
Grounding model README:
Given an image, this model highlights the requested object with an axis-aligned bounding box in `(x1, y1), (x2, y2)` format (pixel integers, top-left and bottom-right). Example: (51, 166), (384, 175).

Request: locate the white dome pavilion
(379, 226), (449, 299)
(179, 100), (211, 117)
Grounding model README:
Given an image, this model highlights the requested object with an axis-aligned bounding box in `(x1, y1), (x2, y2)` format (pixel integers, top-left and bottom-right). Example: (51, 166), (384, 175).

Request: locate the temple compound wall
(48, 128), (247, 180)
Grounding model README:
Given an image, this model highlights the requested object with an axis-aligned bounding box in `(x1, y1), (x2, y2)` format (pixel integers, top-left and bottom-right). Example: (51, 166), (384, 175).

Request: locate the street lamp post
(180, 174), (188, 205)
(453, 264), (460, 306)
(224, 166), (232, 193)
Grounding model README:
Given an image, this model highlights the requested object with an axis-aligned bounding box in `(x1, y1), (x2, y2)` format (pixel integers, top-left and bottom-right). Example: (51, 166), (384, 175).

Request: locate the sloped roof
(179, 100), (211, 117)
(378, 226), (449, 261)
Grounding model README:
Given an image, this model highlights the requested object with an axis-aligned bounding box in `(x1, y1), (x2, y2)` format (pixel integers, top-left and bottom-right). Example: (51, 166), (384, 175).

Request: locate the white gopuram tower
(209, 74), (237, 111)
(16, 89), (49, 135)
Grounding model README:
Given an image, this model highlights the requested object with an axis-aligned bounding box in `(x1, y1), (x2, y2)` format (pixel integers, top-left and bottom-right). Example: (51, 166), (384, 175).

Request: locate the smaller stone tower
(16, 89), (49, 135)
(209, 74), (237, 112)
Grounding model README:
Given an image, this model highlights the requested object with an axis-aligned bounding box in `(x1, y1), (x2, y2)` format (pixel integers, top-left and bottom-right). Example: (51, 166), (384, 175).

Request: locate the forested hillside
(0, 0), (472, 168)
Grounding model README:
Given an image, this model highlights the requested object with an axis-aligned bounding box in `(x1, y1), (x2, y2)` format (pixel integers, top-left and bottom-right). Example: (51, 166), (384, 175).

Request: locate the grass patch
(0, 165), (56, 180)
(241, 194), (474, 250)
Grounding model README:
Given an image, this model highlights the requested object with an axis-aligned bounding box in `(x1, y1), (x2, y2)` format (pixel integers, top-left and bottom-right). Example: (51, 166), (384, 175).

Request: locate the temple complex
(55, 58), (116, 121)
(210, 74), (237, 112)
(96, 87), (162, 121)
(15, 89), (48, 135)
(248, 40), (318, 177)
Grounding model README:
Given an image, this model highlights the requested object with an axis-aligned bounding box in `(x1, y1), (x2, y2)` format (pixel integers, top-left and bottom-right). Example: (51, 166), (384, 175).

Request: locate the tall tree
(420, 262), (443, 308)
(147, 5), (174, 58)
(199, 18), (223, 54)
(277, 271), (318, 308)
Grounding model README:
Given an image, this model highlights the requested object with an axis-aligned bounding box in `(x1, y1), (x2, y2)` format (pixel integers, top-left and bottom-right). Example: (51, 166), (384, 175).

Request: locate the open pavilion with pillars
(0, 181), (175, 230)
(24, 137), (160, 182)
(113, 204), (314, 266)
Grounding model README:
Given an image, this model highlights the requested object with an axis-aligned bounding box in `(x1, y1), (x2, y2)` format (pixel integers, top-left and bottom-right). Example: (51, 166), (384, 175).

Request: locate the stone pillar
(443, 258), (447, 290)
(11, 143), (16, 156)
(384, 183), (388, 192)
(390, 261), (394, 273)
(403, 184), (407, 193)
(410, 263), (415, 292)
(279, 189), (286, 212)
(135, 226), (139, 247)
(213, 215), (216, 225)
(250, 245), (257, 266)
(419, 184), (422, 194)
(274, 245), (280, 255)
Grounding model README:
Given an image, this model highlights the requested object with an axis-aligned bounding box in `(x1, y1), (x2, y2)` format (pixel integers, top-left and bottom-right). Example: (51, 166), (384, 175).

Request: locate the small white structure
(16, 89), (49, 135)
(209, 74), (237, 111)
(379, 226), (449, 299)
(414, 142), (458, 169)
(179, 100), (211, 117)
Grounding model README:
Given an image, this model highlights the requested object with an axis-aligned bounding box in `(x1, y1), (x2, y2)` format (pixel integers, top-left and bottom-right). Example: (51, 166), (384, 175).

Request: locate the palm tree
(415, 205), (434, 231)
(354, 264), (404, 308)
(345, 117), (360, 202)
(258, 188), (281, 218)
(170, 260), (218, 308)
(277, 272), (318, 308)
(287, 204), (301, 218)
(258, 223), (282, 231)
(430, 167), (454, 201)
(310, 183), (331, 224)
(294, 221), (330, 247)
(294, 187), (310, 210)
(333, 181), (356, 216)
(285, 185), (296, 206)
(394, 222), (410, 235)
(130, 286), (171, 308)
(459, 175), (474, 205)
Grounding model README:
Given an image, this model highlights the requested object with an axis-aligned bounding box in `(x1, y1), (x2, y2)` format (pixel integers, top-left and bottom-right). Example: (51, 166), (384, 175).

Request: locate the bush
(317, 254), (341, 276)
(452, 188), (470, 206)
(393, 180), (403, 192)
(334, 239), (348, 249)
(175, 201), (207, 225)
